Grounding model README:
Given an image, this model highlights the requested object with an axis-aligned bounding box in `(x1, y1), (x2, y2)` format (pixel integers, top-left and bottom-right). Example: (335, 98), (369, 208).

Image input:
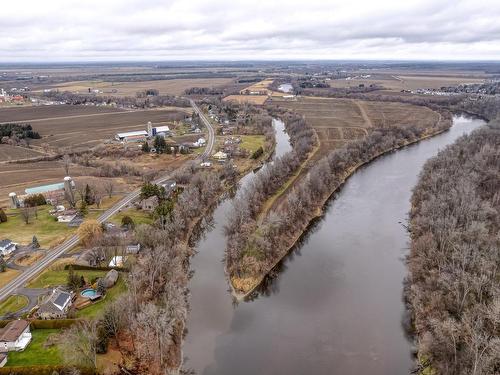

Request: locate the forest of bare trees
(226, 113), (450, 292)
(406, 120), (500, 375)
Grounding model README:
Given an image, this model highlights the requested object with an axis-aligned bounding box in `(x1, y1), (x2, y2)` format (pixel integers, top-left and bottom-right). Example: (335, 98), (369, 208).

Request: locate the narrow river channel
(184, 115), (485, 375)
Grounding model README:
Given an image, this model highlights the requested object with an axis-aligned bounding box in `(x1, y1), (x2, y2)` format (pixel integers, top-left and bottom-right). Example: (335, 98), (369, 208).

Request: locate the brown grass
(327, 73), (485, 91)
(41, 78), (235, 96)
(0, 144), (46, 162)
(223, 95), (268, 105)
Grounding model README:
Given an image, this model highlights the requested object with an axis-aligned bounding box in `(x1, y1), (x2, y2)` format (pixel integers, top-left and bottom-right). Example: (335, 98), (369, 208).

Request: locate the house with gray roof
(0, 320), (31, 352)
(0, 240), (16, 257)
(36, 288), (73, 319)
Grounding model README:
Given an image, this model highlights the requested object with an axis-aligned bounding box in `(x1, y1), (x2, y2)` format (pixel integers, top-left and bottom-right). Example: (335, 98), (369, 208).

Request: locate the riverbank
(230, 123), (451, 299)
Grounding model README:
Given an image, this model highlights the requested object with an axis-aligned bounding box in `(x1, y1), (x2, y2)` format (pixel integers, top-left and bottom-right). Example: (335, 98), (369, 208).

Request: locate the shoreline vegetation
(405, 119), (499, 375)
(226, 105), (452, 298)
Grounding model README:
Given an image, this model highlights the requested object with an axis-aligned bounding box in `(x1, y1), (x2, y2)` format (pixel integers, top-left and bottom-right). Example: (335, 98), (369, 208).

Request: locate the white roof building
(115, 130), (148, 141)
(109, 256), (127, 268)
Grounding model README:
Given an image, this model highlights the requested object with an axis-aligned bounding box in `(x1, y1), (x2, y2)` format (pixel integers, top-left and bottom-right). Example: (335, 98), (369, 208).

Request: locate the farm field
(42, 77), (235, 96)
(0, 144), (45, 161)
(327, 72), (486, 92)
(0, 104), (123, 122)
(223, 94), (268, 105)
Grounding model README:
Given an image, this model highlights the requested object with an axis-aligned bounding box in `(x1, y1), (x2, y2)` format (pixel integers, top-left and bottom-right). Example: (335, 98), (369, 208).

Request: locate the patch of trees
(0, 123), (40, 145)
(0, 208), (8, 223)
(454, 95), (500, 121)
(24, 193), (46, 207)
(41, 90), (190, 108)
(405, 120), (500, 375)
(226, 119), (449, 286)
(184, 87), (224, 95)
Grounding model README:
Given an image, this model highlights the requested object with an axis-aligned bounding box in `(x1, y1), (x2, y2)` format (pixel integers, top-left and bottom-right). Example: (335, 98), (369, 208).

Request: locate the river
(184, 115), (484, 375)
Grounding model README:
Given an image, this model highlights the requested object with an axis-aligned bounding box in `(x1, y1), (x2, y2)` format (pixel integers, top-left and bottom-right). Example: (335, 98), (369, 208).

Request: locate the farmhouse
(0, 239), (16, 256)
(0, 320), (31, 352)
(213, 151), (228, 162)
(36, 288), (73, 319)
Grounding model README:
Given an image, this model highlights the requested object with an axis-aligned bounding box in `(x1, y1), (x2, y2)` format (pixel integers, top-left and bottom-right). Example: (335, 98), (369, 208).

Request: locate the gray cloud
(0, 0), (499, 61)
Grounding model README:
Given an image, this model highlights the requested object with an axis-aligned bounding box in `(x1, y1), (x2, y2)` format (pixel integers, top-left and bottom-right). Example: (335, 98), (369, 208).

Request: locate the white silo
(147, 121), (153, 137)
(8, 192), (19, 209)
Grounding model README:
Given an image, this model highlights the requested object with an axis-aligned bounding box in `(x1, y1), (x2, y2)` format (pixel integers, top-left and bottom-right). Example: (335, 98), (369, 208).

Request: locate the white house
(213, 151), (228, 162)
(0, 239), (16, 256)
(0, 320), (31, 352)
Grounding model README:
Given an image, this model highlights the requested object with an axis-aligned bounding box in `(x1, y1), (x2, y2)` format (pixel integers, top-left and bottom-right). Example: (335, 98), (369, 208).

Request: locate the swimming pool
(81, 288), (98, 298)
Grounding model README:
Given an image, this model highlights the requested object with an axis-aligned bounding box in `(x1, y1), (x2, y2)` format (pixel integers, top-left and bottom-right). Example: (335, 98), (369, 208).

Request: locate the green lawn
(0, 205), (74, 248)
(0, 295), (29, 316)
(28, 269), (108, 289)
(76, 276), (127, 318)
(109, 208), (153, 227)
(5, 329), (62, 366)
(240, 135), (266, 153)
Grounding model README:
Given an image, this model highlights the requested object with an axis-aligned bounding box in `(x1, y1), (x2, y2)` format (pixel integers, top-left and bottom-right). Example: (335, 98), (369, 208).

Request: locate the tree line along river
(184, 115), (485, 375)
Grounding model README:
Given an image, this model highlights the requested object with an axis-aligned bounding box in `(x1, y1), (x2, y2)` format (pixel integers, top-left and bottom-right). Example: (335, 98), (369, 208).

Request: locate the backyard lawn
(0, 295), (29, 316)
(109, 208), (153, 226)
(5, 329), (62, 366)
(240, 135), (266, 153)
(28, 269), (108, 289)
(76, 276), (127, 318)
(0, 206), (74, 248)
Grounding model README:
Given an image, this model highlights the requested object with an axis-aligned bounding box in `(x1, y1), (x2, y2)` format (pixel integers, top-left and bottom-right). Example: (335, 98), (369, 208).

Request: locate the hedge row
(0, 366), (96, 375)
(64, 264), (128, 272)
(0, 319), (82, 329)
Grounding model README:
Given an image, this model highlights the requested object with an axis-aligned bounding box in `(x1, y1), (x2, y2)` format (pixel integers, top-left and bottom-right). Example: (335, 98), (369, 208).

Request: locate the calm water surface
(185, 116), (484, 375)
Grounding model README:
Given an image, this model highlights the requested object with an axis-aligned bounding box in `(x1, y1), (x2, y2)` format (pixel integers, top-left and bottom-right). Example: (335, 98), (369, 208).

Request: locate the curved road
(0, 100), (215, 302)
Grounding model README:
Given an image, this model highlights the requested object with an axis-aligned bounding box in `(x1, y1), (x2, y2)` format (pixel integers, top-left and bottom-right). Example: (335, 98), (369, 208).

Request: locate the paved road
(0, 100), (215, 302)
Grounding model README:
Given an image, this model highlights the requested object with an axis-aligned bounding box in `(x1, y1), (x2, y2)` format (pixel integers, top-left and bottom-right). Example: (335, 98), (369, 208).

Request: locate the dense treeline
(226, 114), (449, 292)
(406, 120), (500, 375)
(0, 123), (40, 142)
(225, 111), (320, 289)
(41, 91), (190, 108)
(453, 95), (500, 121)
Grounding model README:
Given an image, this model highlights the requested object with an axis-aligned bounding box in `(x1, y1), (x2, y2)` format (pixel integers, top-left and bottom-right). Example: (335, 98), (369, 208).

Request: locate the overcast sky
(1, 0), (500, 62)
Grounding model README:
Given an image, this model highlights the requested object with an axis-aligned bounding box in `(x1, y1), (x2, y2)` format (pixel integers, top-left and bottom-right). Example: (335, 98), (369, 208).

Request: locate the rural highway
(0, 100), (215, 302)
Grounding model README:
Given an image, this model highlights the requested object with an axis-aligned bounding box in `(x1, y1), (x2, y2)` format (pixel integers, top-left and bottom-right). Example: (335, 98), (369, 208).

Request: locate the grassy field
(0, 205), (74, 248)
(5, 329), (62, 366)
(0, 144), (46, 162)
(109, 208), (153, 227)
(28, 268), (108, 289)
(76, 276), (127, 318)
(0, 295), (29, 316)
(240, 135), (266, 153)
(223, 95), (268, 105)
(327, 72), (485, 92)
(42, 77), (234, 96)
(0, 269), (20, 286)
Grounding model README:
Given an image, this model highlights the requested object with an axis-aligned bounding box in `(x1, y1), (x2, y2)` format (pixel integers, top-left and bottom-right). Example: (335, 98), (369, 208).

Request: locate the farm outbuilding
(115, 130), (148, 143)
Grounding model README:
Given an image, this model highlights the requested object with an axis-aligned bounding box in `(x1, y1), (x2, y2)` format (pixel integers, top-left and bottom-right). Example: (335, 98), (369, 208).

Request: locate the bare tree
(20, 206), (33, 224)
(59, 320), (99, 369)
(62, 154), (71, 176)
(104, 180), (114, 198)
